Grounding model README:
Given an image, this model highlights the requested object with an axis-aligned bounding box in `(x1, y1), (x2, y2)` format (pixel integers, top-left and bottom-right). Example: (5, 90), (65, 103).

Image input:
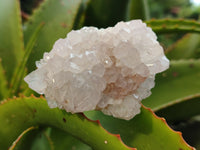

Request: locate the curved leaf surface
(156, 94), (200, 122)
(50, 128), (92, 150)
(146, 19), (200, 34)
(11, 127), (92, 150)
(0, 96), (195, 149)
(0, 96), (134, 150)
(166, 33), (200, 59)
(85, 105), (195, 150)
(126, 0), (150, 21)
(9, 126), (39, 150)
(9, 23), (44, 97)
(143, 59), (200, 111)
(0, 59), (8, 99)
(0, 0), (24, 81)
(11, 127), (55, 150)
(23, 0), (87, 72)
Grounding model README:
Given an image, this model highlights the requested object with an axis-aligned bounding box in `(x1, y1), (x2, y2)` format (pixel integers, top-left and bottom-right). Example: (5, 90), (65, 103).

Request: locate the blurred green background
(18, 0), (200, 148)
(20, 0), (200, 49)
(0, 0), (200, 149)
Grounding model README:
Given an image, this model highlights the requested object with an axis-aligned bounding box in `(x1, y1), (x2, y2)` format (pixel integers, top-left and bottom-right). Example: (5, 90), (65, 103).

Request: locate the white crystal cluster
(24, 20), (169, 120)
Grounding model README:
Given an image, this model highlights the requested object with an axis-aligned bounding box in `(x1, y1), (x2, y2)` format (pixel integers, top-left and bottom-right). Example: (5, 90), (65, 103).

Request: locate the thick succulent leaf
(8, 126), (39, 150)
(23, 0), (88, 73)
(156, 94), (200, 122)
(146, 19), (200, 34)
(0, 59), (8, 100)
(166, 33), (200, 59)
(13, 127), (54, 150)
(73, 0), (90, 30)
(0, 0), (24, 81)
(126, 0), (150, 21)
(9, 23), (44, 97)
(50, 128), (92, 150)
(26, 129), (53, 150)
(142, 59), (200, 111)
(0, 97), (194, 150)
(84, 0), (129, 28)
(12, 127), (92, 150)
(85, 105), (195, 150)
(0, 96), (135, 150)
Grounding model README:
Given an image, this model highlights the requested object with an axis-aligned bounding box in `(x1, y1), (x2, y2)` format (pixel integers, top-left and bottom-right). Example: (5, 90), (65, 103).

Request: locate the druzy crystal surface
(24, 20), (169, 120)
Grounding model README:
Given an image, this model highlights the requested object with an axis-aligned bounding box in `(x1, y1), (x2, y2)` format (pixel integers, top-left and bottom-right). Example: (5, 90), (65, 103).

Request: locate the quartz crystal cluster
(24, 20), (169, 120)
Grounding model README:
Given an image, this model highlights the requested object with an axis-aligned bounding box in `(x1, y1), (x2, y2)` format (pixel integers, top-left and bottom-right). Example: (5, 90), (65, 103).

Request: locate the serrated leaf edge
(0, 95), (136, 150)
(146, 18), (200, 34)
(0, 96), (195, 150)
(80, 113), (136, 150)
(142, 105), (196, 150)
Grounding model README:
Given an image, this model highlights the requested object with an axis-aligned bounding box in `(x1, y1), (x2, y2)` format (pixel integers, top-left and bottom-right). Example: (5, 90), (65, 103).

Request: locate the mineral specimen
(24, 20), (169, 120)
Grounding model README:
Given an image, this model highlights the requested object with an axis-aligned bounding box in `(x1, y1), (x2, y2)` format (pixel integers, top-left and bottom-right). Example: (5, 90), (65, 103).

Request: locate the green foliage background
(0, 0), (200, 149)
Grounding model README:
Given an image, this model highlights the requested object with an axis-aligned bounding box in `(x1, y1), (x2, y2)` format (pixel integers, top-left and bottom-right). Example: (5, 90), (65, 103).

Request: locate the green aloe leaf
(12, 127), (92, 150)
(0, 96), (135, 150)
(0, 59), (8, 100)
(84, 0), (129, 28)
(126, 0), (150, 21)
(25, 128), (53, 150)
(166, 33), (200, 59)
(146, 19), (200, 34)
(8, 126), (39, 150)
(23, 0), (88, 73)
(0, 97), (194, 150)
(0, 0), (24, 81)
(13, 127), (54, 150)
(156, 94), (200, 122)
(85, 105), (194, 150)
(73, 0), (90, 30)
(142, 59), (200, 112)
(50, 128), (92, 150)
(9, 23), (44, 97)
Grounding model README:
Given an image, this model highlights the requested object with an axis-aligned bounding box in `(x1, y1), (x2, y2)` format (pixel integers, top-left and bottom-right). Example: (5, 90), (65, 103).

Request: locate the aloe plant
(0, 0), (200, 149)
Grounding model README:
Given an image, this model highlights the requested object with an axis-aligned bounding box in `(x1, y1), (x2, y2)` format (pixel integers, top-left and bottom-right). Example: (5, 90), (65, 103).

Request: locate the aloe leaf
(73, 0), (90, 30)
(21, 128), (54, 150)
(166, 33), (200, 59)
(0, 96), (135, 150)
(156, 94), (200, 122)
(11, 127), (54, 150)
(50, 128), (92, 150)
(84, 0), (129, 28)
(126, 0), (150, 21)
(8, 126), (38, 150)
(0, 0), (24, 81)
(9, 23), (44, 97)
(23, 0), (87, 73)
(85, 105), (195, 150)
(12, 127), (92, 150)
(0, 96), (195, 150)
(146, 19), (200, 34)
(0, 59), (8, 99)
(142, 59), (200, 112)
